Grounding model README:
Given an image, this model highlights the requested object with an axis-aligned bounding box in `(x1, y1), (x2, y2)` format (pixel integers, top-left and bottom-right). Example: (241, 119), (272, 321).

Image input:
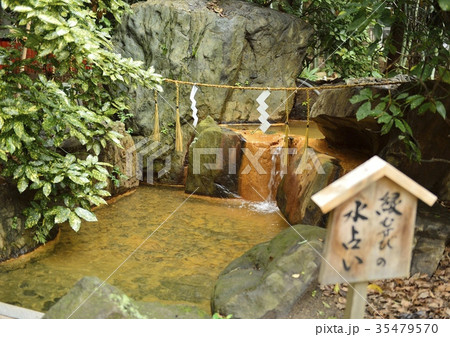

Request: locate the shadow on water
(0, 185), (287, 313)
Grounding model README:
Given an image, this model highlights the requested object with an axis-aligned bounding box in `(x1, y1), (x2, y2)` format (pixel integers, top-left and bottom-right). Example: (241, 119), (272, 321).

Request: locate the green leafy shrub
(0, 0), (161, 242)
(350, 86), (446, 161)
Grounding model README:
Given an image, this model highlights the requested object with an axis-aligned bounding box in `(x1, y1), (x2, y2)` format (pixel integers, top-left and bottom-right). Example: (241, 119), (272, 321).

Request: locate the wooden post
(344, 282), (368, 319)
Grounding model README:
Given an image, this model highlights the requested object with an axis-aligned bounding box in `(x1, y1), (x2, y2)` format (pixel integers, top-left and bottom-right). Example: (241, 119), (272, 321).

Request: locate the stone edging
(0, 302), (43, 319)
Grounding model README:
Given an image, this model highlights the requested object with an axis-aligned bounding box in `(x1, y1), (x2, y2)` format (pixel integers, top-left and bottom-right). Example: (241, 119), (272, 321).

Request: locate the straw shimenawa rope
(298, 89), (311, 173)
(153, 90), (160, 142)
(304, 89), (311, 153)
(283, 89), (291, 168)
(160, 78), (406, 155)
(175, 82), (183, 152)
(163, 78), (406, 92)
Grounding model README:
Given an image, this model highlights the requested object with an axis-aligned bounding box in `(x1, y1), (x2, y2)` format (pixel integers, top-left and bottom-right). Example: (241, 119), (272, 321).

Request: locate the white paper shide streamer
(257, 90), (271, 133)
(190, 85), (199, 127)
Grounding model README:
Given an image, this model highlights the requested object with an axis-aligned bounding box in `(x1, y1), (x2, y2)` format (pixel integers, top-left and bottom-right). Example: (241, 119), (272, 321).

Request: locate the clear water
(0, 186), (287, 314)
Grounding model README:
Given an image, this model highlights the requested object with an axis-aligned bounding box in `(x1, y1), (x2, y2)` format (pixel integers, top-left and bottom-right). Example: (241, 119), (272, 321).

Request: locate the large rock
(113, 0), (312, 137)
(381, 81), (450, 201)
(415, 203), (450, 244)
(0, 184), (56, 262)
(44, 276), (209, 319)
(211, 225), (326, 318)
(411, 237), (445, 276)
(185, 116), (244, 197)
(411, 203), (450, 276)
(310, 86), (390, 154)
(310, 79), (450, 201)
(276, 151), (342, 227)
(99, 122), (139, 196)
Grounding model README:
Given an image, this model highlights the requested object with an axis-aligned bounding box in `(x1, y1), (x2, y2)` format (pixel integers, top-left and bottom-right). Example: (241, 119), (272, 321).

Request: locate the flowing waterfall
(243, 146), (283, 214)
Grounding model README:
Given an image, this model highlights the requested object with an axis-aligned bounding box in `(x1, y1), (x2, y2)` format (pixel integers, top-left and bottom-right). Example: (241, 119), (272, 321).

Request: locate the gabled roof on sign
(311, 156), (437, 214)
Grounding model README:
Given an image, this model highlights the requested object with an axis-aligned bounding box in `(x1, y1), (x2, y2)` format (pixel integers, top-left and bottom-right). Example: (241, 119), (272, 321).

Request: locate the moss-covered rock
(114, 0), (312, 134)
(185, 117), (244, 197)
(113, 0), (312, 185)
(211, 225), (326, 318)
(43, 276), (209, 319)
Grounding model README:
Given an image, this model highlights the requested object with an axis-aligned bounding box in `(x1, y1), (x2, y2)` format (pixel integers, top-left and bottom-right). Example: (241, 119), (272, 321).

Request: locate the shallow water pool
(0, 186), (288, 314)
(223, 120), (324, 139)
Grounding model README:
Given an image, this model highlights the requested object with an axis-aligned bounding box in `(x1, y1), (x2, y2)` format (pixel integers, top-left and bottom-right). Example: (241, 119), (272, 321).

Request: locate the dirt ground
(288, 246), (450, 319)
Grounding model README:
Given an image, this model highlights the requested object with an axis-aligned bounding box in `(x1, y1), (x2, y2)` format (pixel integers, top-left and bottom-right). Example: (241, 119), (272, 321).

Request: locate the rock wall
(113, 0), (312, 135)
(0, 184), (55, 262)
(310, 86), (390, 154)
(311, 80), (450, 201)
(381, 82), (450, 201)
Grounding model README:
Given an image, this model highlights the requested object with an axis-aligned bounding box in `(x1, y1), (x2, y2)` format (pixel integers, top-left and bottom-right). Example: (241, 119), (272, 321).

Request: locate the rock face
(238, 133), (285, 201)
(61, 121), (139, 196)
(311, 87), (389, 154)
(411, 203), (450, 276)
(276, 151), (342, 226)
(211, 225), (326, 319)
(113, 0), (311, 185)
(43, 276), (209, 319)
(290, 78), (324, 120)
(113, 0), (312, 134)
(381, 82), (450, 201)
(310, 80), (450, 201)
(0, 184), (54, 262)
(411, 237), (445, 276)
(185, 116), (244, 197)
(99, 122), (139, 196)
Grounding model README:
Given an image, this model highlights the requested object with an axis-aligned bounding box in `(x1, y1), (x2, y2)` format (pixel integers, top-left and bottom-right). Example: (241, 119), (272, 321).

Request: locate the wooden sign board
(319, 176), (417, 284)
(312, 156), (437, 285)
(312, 156), (437, 318)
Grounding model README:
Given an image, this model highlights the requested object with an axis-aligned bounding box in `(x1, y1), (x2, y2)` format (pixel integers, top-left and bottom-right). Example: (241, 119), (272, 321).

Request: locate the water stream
(244, 146), (283, 213)
(0, 186), (287, 314)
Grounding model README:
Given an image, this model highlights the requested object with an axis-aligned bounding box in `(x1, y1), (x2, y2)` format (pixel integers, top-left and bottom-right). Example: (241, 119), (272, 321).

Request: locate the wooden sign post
(311, 156), (437, 319)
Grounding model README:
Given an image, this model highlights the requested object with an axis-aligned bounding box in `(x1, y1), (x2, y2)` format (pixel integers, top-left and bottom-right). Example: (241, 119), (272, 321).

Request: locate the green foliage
(350, 87), (446, 161)
(246, 0), (384, 78)
(0, 0), (162, 242)
(161, 122), (174, 136)
(311, 0), (384, 78)
(246, 0), (449, 82)
(110, 166), (128, 188)
(343, 0), (448, 161)
(439, 0), (450, 11)
(299, 66), (319, 81)
(212, 312), (233, 319)
(272, 0), (448, 161)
